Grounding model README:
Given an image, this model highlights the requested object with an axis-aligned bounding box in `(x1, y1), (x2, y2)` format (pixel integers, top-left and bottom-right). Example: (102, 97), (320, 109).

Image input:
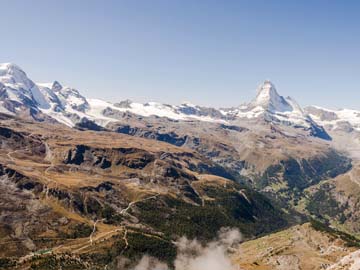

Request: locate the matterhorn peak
(250, 80), (292, 113)
(254, 80), (281, 105)
(256, 80), (277, 95)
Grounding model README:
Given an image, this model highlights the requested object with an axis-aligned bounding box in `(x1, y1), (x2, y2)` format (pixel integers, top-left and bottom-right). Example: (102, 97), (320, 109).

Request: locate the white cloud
(130, 227), (243, 270)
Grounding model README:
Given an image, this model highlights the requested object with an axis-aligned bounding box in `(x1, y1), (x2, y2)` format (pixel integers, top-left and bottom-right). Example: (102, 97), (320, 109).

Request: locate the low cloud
(132, 256), (168, 270)
(130, 227), (243, 270)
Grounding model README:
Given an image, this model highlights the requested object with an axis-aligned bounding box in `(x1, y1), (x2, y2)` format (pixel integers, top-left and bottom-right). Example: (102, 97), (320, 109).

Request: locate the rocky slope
(234, 221), (359, 270)
(305, 106), (360, 132)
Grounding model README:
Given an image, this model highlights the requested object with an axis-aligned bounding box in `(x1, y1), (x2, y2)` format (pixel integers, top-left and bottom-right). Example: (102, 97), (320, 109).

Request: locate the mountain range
(2, 63), (359, 139)
(0, 63), (360, 270)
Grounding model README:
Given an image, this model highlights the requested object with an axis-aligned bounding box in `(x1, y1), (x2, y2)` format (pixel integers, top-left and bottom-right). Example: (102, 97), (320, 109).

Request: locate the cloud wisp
(131, 227), (243, 270)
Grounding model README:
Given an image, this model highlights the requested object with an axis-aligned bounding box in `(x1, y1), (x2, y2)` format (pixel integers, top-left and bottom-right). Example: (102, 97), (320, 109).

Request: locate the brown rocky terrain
(0, 113), (293, 269)
(234, 222), (358, 270)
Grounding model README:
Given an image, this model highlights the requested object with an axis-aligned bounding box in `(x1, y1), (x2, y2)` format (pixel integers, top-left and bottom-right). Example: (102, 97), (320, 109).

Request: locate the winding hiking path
(89, 219), (105, 245)
(120, 194), (159, 215)
(121, 226), (129, 254)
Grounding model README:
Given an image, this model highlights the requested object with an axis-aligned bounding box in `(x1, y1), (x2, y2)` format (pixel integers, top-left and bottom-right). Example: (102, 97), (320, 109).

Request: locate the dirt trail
(55, 224), (123, 254)
(120, 194), (159, 215)
(6, 148), (30, 163)
(121, 226), (129, 254)
(89, 219), (105, 245)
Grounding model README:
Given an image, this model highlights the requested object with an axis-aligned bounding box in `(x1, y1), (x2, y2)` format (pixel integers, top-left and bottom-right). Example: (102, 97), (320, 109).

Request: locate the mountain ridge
(0, 63), (343, 141)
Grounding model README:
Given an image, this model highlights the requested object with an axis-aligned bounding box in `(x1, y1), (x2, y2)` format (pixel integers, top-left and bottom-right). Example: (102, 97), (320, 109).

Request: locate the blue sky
(1, 0), (359, 109)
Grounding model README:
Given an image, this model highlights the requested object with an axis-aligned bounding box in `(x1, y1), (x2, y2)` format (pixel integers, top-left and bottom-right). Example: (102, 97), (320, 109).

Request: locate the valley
(0, 63), (359, 269)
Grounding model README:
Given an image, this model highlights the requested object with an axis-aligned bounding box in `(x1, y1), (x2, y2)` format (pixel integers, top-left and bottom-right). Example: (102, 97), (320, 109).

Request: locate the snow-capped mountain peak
(250, 80), (292, 112)
(0, 63), (50, 110)
(0, 63), (29, 84)
(230, 80), (331, 140)
(37, 80), (89, 114)
(0, 63), (34, 94)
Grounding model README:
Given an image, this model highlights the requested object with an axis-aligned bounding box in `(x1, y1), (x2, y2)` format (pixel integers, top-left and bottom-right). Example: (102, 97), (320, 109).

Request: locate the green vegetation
(257, 164), (282, 189)
(135, 183), (287, 241)
(256, 150), (351, 192)
(93, 231), (178, 268)
(101, 204), (123, 224)
(283, 151), (351, 189)
(310, 219), (360, 247)
(252, 151), (352, 223)
(124, 232), (176, 266)
(58, 223), (93, 239)
(306, 183), (344, 221)
(0, 258), (16, 269)
(29, 255), (85, 270)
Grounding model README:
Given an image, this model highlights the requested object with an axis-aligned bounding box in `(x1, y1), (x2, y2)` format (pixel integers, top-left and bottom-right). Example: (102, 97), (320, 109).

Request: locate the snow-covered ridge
(86, 99), (231, 126)
(0, 63), (230, 126)
(305, 105), (360, 132)
(0, 63), (353, 139)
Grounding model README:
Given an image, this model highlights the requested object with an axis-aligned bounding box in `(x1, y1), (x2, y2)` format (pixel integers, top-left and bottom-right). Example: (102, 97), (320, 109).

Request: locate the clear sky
(1, 0), (359, 109)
